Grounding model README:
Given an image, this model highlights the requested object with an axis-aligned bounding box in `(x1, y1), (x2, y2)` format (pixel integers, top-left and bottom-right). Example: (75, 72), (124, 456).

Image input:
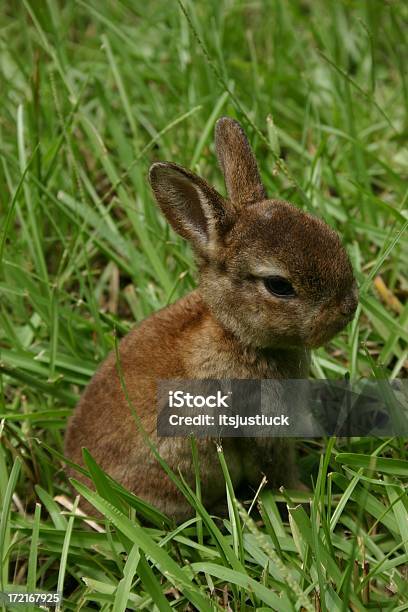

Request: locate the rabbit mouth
(306, 294), (357, 348)
(308, 317), (351, 348)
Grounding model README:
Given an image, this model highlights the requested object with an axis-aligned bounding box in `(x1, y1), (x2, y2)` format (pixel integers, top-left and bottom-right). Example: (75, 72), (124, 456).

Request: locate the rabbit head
(149, 117), (358, 350)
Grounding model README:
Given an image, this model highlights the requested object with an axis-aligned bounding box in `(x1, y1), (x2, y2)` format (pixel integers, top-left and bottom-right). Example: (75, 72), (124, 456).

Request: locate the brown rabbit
(65, 117), (358, 521)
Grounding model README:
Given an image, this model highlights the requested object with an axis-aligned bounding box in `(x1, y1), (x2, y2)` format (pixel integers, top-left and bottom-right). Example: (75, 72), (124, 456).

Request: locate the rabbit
(64, 117), (358, 521)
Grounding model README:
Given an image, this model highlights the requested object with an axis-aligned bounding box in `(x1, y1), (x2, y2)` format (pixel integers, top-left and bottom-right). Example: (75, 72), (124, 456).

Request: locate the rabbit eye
(263, 276), (296, 298)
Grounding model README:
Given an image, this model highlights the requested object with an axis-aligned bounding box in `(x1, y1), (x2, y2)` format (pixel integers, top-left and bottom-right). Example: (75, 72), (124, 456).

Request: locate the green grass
(0, 0), (407, 610)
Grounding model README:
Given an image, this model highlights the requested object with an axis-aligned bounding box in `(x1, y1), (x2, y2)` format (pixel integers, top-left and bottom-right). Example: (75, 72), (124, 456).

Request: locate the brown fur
(65, 117), (357, 521)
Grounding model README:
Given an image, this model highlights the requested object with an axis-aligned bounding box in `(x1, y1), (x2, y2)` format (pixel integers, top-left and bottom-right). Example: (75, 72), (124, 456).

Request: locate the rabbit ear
(149, 162), (233, 255)
(215, 117), (266, 206)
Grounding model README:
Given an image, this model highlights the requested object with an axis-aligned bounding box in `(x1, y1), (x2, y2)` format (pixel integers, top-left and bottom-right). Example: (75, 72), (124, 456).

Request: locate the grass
(0, 0), (407, 609)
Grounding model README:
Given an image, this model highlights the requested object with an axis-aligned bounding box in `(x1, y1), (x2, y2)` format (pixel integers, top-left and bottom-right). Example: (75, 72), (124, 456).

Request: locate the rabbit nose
(339, 295), (357, 317)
